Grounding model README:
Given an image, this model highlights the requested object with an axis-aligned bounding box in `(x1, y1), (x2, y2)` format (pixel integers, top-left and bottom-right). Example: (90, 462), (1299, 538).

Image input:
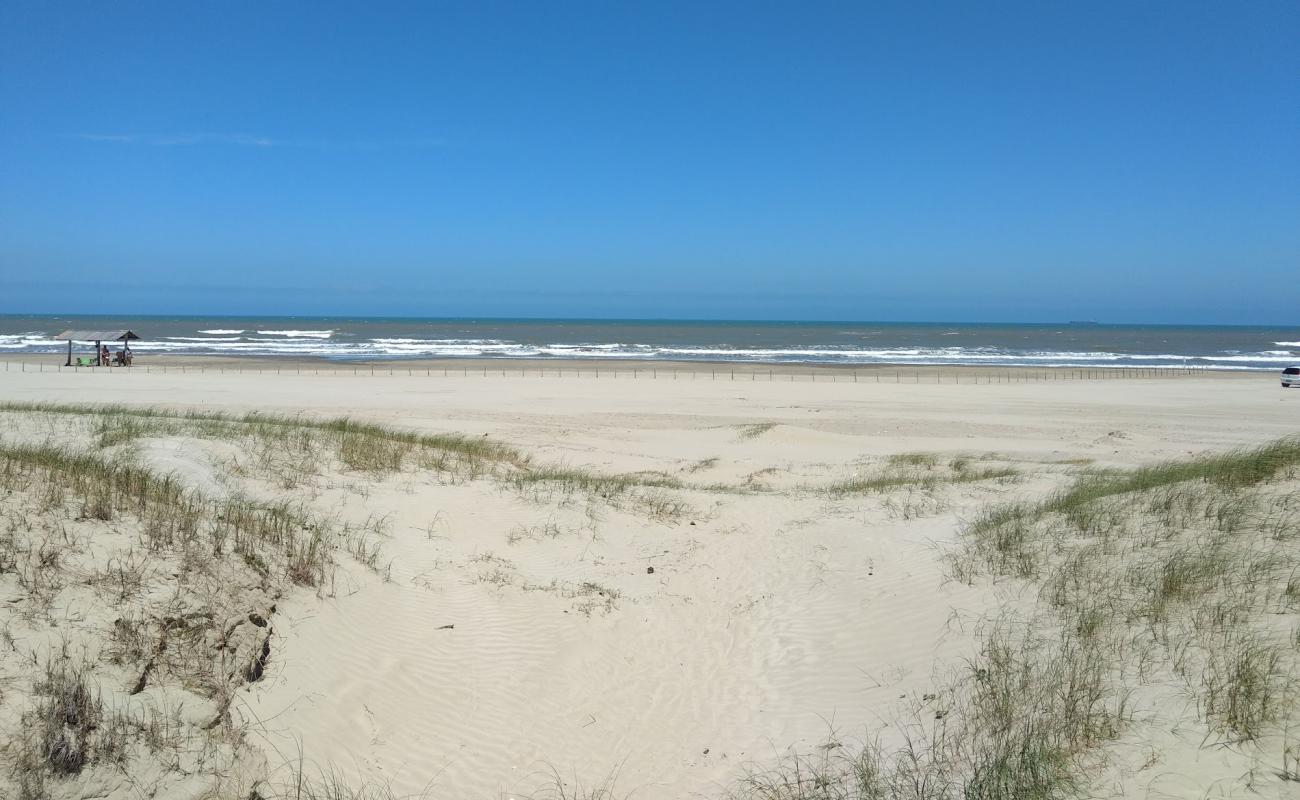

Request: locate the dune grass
(0, 400), (527, 472)
(828, 455), (1017, 496)
(257, 765), (627, 800)
(506, 465), (682, 496)
(0, 440), (341, 588)
(0, 431), (399, 797)
(737, 422), (778, 440)
(2, 401), (1021, 506)
(964, 437), (1300, 578)
(505, 464), (691, 519)
(999, 436), (1300, 520)
(923, 436), (1300, 793)
(10, 657), (138, 800)
(11, 404), (1296, 797)
(0, 402), (707, 508)
(725, 438), (1300, 799)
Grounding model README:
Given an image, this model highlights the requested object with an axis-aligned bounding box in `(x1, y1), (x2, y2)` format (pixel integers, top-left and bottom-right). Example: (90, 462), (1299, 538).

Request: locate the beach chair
(75, 356), (96, 367)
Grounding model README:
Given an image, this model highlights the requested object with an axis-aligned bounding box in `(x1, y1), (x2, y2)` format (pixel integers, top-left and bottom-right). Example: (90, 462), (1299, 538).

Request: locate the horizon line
(0, 312), (1297, 329)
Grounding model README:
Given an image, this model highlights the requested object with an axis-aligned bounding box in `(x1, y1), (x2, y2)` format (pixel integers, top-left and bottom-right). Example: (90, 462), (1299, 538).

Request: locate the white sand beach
(0, 366), (1297, 799)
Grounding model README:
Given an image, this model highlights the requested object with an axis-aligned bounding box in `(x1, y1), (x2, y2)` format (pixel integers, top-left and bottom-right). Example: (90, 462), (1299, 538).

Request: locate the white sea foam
(255, 330), (334, 338)
(0, 333), (60, 349)
(1211, 353), (1300, 363)
(163, 336), (244, 342)
(3, 328), (1297, 369)
(371, 338), (506, 343)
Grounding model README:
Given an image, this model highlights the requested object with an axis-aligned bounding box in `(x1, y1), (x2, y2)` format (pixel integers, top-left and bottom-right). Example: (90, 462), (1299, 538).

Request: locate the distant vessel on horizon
(1068, 320), (1100, 326)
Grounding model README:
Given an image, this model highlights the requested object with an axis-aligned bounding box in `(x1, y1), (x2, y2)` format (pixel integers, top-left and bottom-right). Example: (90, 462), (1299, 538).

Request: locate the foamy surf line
(0, 333), (1292, 369)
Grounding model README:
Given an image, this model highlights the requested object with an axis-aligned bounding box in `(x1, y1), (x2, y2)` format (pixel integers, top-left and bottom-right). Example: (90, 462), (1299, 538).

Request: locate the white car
(1284, 366), (1300, 388)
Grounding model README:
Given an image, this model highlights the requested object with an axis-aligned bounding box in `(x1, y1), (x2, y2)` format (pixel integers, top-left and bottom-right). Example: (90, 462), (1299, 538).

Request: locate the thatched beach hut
(53, 329), (141, 366)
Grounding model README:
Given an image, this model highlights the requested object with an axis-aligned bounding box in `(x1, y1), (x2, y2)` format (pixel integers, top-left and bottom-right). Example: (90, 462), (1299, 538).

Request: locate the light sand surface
(1, 369), (1296, 798)
(0, 367), (1291, 468)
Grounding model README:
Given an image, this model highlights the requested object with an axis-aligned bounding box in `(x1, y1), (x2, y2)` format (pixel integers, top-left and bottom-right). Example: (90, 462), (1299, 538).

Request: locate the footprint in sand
(362, 703), (387, 747)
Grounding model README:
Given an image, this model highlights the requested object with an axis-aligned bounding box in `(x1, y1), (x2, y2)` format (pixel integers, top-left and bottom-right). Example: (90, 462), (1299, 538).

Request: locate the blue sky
(1, 1), (1297, 323)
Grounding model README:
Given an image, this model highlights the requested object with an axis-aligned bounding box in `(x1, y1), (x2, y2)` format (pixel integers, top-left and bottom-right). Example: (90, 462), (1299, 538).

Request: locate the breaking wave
(255, 329), (334, 338)
(3, 326), (1298, 369)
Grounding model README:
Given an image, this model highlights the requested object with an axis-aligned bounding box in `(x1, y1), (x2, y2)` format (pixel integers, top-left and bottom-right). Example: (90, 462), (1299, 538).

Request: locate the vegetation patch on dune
(722, 438), (1300, 799)
(736, 422), (778, 441)
(0, 437), (393, 798)
(0, 404), (702, 797)
(828, 453), (1018, 496)
(0, 400), (528, 473)
(505, 465), (692, 519)
(0, 402), (708, 505)
(10, 400), (1296, 799)
(0, 441), (341, 587)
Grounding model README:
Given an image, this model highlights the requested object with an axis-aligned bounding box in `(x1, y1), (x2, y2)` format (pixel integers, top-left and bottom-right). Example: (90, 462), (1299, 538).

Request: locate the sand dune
(0, 367), (1297, 798)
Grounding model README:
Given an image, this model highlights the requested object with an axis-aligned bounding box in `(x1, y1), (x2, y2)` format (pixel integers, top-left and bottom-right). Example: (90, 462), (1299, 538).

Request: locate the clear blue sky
(2, 1), (1296, 323)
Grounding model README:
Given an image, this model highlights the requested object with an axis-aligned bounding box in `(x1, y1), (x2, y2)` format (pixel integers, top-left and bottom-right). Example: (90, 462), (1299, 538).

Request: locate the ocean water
(1, 316), (1298, 369)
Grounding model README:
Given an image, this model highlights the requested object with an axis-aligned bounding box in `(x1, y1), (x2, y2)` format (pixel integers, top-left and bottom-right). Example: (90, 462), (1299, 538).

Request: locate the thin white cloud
(154, 133), (277, 147)
(73, 133), (141, 143)
(70, 132), (275, 147)
(69, 132), (443, 149)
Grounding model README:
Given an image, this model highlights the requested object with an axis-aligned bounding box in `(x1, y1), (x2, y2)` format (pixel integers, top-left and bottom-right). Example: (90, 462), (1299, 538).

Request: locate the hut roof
(54, 330), (141, 342)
